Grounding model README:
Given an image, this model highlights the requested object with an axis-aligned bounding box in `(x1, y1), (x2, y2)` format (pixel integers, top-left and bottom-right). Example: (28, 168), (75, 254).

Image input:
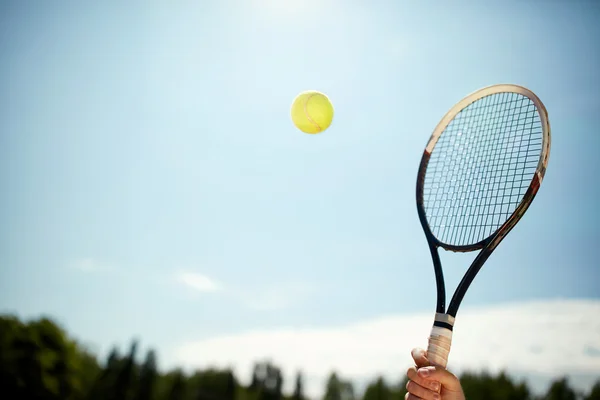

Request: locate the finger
(405, 392), (424, 400)
(417, 366), (462, 392)
(407, 366), (441, 392)
(406, 379), (440, 400)
(411, 347), (431, 368)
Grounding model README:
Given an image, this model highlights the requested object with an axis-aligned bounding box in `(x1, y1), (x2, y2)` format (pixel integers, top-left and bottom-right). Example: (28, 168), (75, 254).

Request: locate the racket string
(423, 92), (543, 246)
(474, 92), (517, 243)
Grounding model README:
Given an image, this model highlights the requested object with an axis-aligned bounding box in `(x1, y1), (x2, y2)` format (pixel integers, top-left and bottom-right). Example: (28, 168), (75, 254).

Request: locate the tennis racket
(415, 84), (551, 369)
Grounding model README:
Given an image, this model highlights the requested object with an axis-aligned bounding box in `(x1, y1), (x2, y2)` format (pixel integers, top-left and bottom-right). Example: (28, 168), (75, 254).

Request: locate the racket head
(416, 84), (551, 252)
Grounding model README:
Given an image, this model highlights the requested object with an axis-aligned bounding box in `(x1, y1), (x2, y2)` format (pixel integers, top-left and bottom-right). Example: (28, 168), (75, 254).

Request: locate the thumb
(411, 348), (430, 368)
(417, 366), (461, 391)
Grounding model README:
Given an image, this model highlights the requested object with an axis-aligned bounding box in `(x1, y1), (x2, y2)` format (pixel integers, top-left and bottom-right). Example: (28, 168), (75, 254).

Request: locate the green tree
(322, 372), (354, 400)
(392, 375), (409, 400)
(458, 370), (532, 400)
(363, 376), (392, 400)
(190, 368), (236, 400)
(88, 347), (125, 400)
(0, 315), (92, 400)
(135, 350), (158, 400)
(112, 341), (139, 400)
(513, 381), (531, 400)
(225, 369), (236, 400)
(72, 344), (102, 398)
(542, 377), (577, 400)
(585, 380), (600, 400)
(340, 381), (356, 400)
(0, 315), (30, 399)
(167, 370), (188, 400)
(323, 372), (342, 400)
(13, 313), (600, 400)
(292, 371), (305, 400)
(248, 361), (283, 400)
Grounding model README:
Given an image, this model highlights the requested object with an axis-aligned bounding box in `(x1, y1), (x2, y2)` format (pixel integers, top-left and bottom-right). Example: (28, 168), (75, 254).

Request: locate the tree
(340, 381), (356, 400)
(0, 315), (35, 399)
(225, 369), (236, 400)
(363, 376), (392, 400)
(135, 350), (158, 400)
(112, 340), (139, 400)
(292, 371), (305, 400)
(167, 370), (187, 400)
(191, 368), (236, 400)
(585, 380), (600, 400)
(88, 347), (122, 400)
(248, 361), (283, 400)
(72, 344), (102, 398)
(9, 313), (600, 400)
(0, 315), (91, 400)
(543, 377), (577, 400)
(393, 375), (409, 400)
(456, 370), (532, 400)
(323, 372), (355, 400)
(250, 364), (261, 391)
(323, 372), (342, 400)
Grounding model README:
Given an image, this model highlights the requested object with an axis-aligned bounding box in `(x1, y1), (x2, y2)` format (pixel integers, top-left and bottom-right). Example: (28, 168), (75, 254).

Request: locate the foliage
(0, 314), (598, 400)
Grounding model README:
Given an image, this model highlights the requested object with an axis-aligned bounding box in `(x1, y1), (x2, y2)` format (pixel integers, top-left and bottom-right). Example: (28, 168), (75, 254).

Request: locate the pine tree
(585, 380), (600, 400)
(168, 370), (187, 400)
(292, 371), (304, 400)
(135, 350), (158, 400)
(543, 377), (577, 400)
(112, 341), (138, 400)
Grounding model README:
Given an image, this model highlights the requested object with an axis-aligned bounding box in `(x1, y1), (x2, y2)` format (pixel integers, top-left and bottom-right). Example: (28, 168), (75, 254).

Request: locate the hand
(405, 348), (465, 400)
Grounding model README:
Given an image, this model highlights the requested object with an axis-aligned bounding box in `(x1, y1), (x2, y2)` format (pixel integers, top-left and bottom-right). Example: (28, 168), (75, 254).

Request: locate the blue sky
(1, 0), (599, 396)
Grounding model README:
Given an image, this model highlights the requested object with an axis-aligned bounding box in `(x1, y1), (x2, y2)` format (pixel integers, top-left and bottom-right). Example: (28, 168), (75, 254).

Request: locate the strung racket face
(415, 84), (551, 369)
(417, 84), (551, 252)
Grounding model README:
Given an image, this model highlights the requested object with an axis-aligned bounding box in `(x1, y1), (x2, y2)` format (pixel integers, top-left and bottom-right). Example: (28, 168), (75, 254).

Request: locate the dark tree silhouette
(292, 371), (305, 400)
(543, 377), (577, 400)
(585, 379), (600, 400)
(0, 314), (597, 400)
(135, 350), (158, 400)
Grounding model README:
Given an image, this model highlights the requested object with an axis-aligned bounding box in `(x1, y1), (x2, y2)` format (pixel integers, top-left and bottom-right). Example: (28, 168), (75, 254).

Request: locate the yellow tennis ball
(290, 90), (334, 134)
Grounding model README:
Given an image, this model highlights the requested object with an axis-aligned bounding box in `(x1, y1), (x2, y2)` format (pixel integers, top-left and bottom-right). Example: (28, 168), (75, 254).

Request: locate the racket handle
(427, 314), (454, 368)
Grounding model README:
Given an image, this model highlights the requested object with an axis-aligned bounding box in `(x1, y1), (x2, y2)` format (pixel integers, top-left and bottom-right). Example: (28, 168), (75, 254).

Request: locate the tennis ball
(290, 90), (334, 134)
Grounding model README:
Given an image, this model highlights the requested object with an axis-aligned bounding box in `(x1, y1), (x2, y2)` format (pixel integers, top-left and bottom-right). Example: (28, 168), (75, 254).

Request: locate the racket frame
(415, 84), (551, 366)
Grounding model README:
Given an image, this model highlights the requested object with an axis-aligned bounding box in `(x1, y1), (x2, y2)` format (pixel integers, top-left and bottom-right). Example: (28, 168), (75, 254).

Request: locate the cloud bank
(173, 298), (600, 398)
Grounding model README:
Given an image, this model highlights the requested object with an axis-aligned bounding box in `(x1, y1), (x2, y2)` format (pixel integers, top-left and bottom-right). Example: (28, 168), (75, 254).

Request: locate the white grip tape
(427, 325), (453, 368)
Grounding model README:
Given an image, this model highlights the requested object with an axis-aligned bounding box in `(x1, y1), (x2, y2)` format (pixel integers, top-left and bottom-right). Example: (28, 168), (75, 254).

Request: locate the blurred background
(1, 1), (599, 399)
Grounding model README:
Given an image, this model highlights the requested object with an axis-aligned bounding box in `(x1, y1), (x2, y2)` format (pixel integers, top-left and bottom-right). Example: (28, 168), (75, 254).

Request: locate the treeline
(0, 315), (599, 400)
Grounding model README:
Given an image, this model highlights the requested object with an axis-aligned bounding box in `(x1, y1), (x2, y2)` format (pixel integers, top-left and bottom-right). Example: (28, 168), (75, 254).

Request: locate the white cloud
(172, 298), (600, 398)
(176, 272), (221, 293)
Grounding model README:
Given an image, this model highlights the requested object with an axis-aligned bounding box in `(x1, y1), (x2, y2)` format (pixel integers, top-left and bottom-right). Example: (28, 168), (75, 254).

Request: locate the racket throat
(427, 313), (455, 368)
(428, 243), (446, 314)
